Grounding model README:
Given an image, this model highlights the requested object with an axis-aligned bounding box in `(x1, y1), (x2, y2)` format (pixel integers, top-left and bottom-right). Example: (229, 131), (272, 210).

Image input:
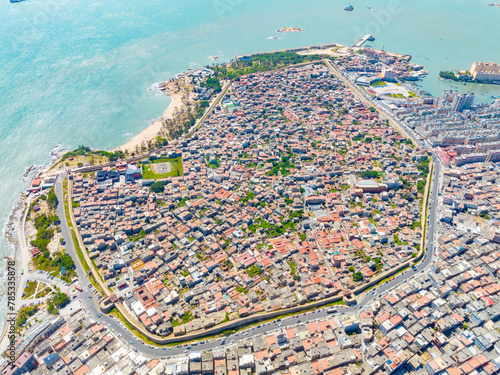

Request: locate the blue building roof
(43, 352), (60, 366)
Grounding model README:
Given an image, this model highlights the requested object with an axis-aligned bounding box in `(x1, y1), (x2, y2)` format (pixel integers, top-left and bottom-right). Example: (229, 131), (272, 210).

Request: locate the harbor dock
(354, 34), (374, 47)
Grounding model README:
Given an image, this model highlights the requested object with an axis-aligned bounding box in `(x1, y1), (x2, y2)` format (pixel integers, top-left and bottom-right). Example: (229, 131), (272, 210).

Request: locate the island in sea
(276, 26), (304, 33)
(439, 61), (500, 85)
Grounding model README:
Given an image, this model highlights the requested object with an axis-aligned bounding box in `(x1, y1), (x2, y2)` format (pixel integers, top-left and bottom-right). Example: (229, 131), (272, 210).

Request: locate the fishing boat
(345, 4), (354, 11)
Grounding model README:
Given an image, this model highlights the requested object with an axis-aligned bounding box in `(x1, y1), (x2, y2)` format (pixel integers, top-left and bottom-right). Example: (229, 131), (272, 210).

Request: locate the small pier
(354, 34), (374, 47)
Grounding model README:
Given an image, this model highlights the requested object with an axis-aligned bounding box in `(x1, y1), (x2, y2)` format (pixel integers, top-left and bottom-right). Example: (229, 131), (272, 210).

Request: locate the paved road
(54, 175), (104, 316)
(51, 73), (442, 358)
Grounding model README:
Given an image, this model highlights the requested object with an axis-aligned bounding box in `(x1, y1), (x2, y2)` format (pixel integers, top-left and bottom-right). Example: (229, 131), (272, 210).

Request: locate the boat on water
(345, 4), (354, 11)
(209, 56), (219, 61)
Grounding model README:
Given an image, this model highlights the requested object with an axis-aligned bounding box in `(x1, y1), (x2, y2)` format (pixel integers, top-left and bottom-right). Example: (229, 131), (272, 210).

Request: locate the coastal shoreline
(0, 144), (68, 351)
(114, 87), (184, 154)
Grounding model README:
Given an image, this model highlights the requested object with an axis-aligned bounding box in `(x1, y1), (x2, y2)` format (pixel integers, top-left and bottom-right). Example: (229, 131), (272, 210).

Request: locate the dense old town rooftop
(70, 64), (429, 337)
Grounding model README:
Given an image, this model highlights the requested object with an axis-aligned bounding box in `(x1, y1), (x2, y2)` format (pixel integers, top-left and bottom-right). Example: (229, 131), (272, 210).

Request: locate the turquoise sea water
(0, 0), (499, 330)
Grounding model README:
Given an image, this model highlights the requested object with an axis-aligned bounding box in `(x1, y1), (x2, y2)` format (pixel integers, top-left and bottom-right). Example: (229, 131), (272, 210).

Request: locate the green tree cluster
(16, 306), (38, 329)
(200, 77), (222, 93)
(31, 213), (59, 252)
(62, 146), (126, 162)
(266, 156), (295, 177)
(247, 265), (262, 277)
(150, 181), (167, 194)
(360, 170), (381, 179)
(213, 52), (322, 80)
(417, 158), (430, 178)
(47, 188), (58, 209)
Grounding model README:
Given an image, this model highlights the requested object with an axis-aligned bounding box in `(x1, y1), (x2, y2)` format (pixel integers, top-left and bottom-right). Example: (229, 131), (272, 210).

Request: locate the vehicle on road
(327, 308), (338, 314)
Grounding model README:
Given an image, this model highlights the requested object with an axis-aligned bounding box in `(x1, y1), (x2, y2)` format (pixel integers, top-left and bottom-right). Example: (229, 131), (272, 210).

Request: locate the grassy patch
(374, 265), (410, 287)
(387, 93), (405, 98)
(36, 283), (52, 299)
(32, 257), (59, 274)
(22, 281), (38, 300)
(142, 157), (183, 180)
(235, 286), (248, 294)
(180, 311), (194, 324)
(324, 299), (347, 307)
(129, 230), (146, 243)
(411, 220), (421, 230)
(393, 234), (404, 246)
(71, 230), (89, 273)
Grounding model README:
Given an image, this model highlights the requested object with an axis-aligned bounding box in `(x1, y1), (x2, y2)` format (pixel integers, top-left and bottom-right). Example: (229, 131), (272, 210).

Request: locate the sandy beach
(297, 44), (345, 57)
(114, 89), (184, 153)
